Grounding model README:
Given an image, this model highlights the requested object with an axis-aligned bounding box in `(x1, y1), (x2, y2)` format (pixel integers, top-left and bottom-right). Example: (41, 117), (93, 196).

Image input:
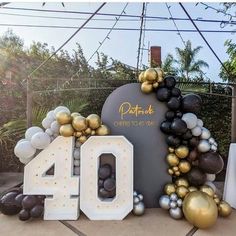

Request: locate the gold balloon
(164, 183), (176, 195)
(72, 116), (87, 131)
(168, 147), (175, 153)
(86, 114), (101, 129)
(141, 81), (153, 94)
(173, 166), (179, 172)
(96, 125), (110, 136)
(175, 171), (181, 176)
(175, 146), (189, 159)
(152, 82), (159, 88)
(144, 68), (157, 82)
(138, 71), (145, 83)
(183, 191), (218, 229)
(166, 153), (179, 167)
(200, 185), (215, 198)
(218, 201), (232, 217)
(74, 131), (82, 137)
(91, 130), (96, 135)
(60, 124), (74, 137)
(71, 112), (81, 118)
(168, 168), (174, 175)
(56, 111), (72, 125)
(78, 135), (87, 144)
(188, 186), (198, 192)
(214, 197), (220, 205)
(84, 127), (92, 135)
(176, 186), (189, 199)
(178, 160), (191, 173)
(175, 178), (189, 188)
(155, 68), (164, 79)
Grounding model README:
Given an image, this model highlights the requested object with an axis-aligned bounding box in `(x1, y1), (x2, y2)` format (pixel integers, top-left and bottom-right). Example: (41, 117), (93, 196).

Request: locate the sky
(0, 2), (235, 82)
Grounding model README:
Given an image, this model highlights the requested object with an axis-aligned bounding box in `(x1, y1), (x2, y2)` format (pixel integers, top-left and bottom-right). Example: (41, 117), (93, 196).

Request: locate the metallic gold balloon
(152, 82), (159, 88)
(175, 178), (189, 188)
(166, 153), (179, 167)
(173, 166), (179, 171)
(176, 186), (189, 199)
(214, 197), (220, 205)
(155, 68), (164, 79)
(71, 112), (81, 118)
(175, 171), (181, 176)
(164, 184), (176, 195)
(59, 124), (74, 137)
(169, 147), (175, 153)
(72, 116), (87, 131)
(218, 201), (232, 217)
(84, 127), (92, 135)
(178, 160), (191, 173)
(175, 146), (189, 159)
(74, 131), (82, 137)
(86, 114), (101, 129)
(141, 81), (153, 94)
(91, 130), (96, 135)
(200, 185), (215, 198)
(168, 168), (174, 175)
(78, 135), (87, 144)
(56, 111), (72, 125)
(96, 125), (110, 136)
(138, 71), (145, 83)
(144, 68), (157, 82)
(188, 186), (198, 192)
(183, 191), (218, 229)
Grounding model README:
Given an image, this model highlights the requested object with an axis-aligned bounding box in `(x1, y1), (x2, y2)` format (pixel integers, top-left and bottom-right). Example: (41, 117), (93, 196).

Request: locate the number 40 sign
(23, 136), (133, 221)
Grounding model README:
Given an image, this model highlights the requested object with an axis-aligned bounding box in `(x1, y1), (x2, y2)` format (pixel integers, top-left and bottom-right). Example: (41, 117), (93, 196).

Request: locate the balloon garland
(139, 68), (232, 229)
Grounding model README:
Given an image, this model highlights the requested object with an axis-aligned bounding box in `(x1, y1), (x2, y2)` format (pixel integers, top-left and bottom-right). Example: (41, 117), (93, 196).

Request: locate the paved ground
(0, 209), (235, 236)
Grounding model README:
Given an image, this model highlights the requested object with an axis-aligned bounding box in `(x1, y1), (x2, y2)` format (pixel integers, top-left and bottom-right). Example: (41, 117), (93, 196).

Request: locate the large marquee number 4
(23, 136), (80, 220)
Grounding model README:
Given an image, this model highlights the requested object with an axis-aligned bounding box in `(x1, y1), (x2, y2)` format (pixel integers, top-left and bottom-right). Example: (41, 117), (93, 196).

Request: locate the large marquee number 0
(23, 136), (80, 220)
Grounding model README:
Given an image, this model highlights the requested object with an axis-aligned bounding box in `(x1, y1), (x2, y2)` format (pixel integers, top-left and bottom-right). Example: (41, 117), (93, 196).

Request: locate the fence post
(26, 76), (33, 128)
(231, 84), (236, 143)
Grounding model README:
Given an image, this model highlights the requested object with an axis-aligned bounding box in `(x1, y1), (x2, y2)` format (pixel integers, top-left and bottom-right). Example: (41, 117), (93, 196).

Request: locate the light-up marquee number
(80, 136), (133, 220)
(24, 136), (79, 220)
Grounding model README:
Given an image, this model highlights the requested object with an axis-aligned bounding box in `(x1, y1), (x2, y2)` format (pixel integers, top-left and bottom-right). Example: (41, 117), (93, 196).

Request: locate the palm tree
(175, 40), (209, 80)
(162, 54), (178, 76)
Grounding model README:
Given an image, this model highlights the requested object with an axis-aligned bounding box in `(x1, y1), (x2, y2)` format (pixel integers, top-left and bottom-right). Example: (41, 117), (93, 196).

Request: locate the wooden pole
(26, 76), (33, 128)
(231, 84), (236, 143)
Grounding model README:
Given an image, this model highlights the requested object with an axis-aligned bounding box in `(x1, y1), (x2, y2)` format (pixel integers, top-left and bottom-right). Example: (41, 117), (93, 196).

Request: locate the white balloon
(198, 140), (211, 152)
(25, 126), (43, 140)
(14, 141), (36, 159)
(17, 138), (27, 144)
(205, 181), (217, 193)
(45, 128), (53, 136)
(209, 137), (215, 144)
(53, 106), (70, 118)
(50, 121), (60, 133)
(201, 127), (211, 140)
(46, 110), (55, 120)
(182, 113), (198, 129)
(191, 126), (202, 136)
(74, 160), (80, 167)
(197, 119), (204, 127)
(74, 148), (80, 159)
(19, 156), (34, 165)
(206, 173), (216, 182)
(211, 144), (218, 152)
(31, 132), (51, 149)
(42, 117), (54, 129)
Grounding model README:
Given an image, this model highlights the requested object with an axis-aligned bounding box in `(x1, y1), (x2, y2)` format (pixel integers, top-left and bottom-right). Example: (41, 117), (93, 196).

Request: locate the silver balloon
(177, 199), (183, 207)
(205, 181), (217, 192)
(133, 202), (145, 216)
(138, 194), (143, 201)
(170, 193), (178, 202)
(191, 126), (202, 136)
(73, 148), (80, 159)
(133, 191), (138, 197)
(198, 140), (211, 153)
(134, 196), (140, 204)
(209, 137), (215, 144)
(206, 173), (216, 182)
(200, 127), (211, 140)
(213, 142), (218, 147)
(197, 119), (204, 127)
(169, 207), (183, 220)
(181, 113), (197, 129)
(211, 144), (217, 151)
(169, 201), (177, 209)
(159, 195), (170, 210)
(74, 167), (80, 175)
(74, 160), (80, 167)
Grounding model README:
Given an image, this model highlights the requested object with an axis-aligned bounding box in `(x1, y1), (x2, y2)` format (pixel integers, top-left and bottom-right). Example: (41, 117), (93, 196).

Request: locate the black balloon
(22, 195), (37, 210)
(15, 193), (24, 207)
(98, 188), (110, 198)
(171, 118), (187, 135)
(167, 97), (181, 111)
(37, 195), (45, 206)
(165, 111), (175, 121)
(98, 164), (112, 180)
(19, 209), (31, 221)
(182, 130), (193, 140)
(187, 167), (206, 186)
(0, 192), (21, 215)
(104, 178), (116, 192)
(30, 205), (44, 218)
(98, 179), (104, 188)
(188, 137), (199, 147)
(156, 88), (171, 102)
(182, 140), (188, 146)
(166, 135), (181, 148)
(160, 121), (172, 134)
(164, 76), (176, 88)
(187, 149), (198, 162)
(175, 111), (183, 118)
(181, 94), (202, 114)
(198, 152), (224, 174)
(171, 87), (181, 97)
(108, 189), (116, 198)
